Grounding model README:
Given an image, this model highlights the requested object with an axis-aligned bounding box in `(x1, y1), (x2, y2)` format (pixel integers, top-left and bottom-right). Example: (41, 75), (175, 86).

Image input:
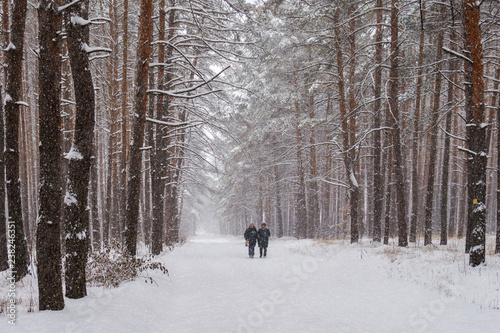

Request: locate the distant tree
(36, 0), (65, 310)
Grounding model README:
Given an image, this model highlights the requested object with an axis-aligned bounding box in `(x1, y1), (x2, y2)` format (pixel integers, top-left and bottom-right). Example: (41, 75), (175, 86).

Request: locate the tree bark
(372, 0), (384, 243)
(334, 8), (359, 243)
(64, 0), (96, 299)
(152, 0), (176, 253)
(496, 69), (500, 253)
(0, 90), (7, 272)
(120, 0), (130, 232)
(90, 148), (100, 251)
(440, 25), (458, 246)
(463, 0), (487, 266)
(294, 97), (307, 239)
(0, 0), (9, 271)
(307, 94), (320, 238)
(37, 0), (65, 311)
(124, 0), (154, 256)
(424, 19), (445, 246)
(274, 164), (284, 238)
(5, 0), (29, 280)
(390, 0), (408, 247)
(410, 3), (425, 243)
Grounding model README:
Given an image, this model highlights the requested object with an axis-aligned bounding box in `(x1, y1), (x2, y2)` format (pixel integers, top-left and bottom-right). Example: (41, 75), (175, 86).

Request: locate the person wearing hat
(257, 222), (271, 258)
(244, 223), (259, 258)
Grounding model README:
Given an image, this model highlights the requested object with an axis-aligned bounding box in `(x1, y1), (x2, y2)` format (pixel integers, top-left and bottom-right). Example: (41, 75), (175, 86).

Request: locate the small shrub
(86, 245), (168, 288)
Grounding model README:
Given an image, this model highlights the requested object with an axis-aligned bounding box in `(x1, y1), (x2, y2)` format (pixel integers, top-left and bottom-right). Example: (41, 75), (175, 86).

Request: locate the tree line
(218, 0), (500, 267)
(0, 0), (246, 310)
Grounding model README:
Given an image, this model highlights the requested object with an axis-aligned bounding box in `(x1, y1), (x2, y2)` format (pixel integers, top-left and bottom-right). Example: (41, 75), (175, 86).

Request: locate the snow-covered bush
(86, 243), (168, 288)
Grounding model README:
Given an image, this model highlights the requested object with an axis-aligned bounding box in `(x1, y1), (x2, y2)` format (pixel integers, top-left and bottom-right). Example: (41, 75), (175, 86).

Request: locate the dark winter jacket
(257, 228), (271, 248)
(244, 227), (259, 245)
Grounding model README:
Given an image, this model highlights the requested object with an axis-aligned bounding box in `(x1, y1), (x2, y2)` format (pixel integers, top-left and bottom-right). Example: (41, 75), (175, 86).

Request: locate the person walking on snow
(244, 223), (258, 258)
(257, 223), (271, 258)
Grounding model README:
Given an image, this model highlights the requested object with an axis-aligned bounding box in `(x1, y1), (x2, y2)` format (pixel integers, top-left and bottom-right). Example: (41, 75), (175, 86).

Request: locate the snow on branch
(90, 17), (112, 25)
(146, 117), (203, 127)
(443, 47), (473, 64)
(64, 146), (84, 160)
(15, 101), (30, 107)
(59, 0), (84, 12)
(89, 54), (111, 62)
(147, 66), (229, 98)
(439, 125), (466, 141)
(83, 43), (112, 54)
(70, 15), (111, 26)
(318, 178), (350, 189)
(4, 42), (16, 51)
(71, 15), (91, 26)
(458, 146), (477, 155)
(147, 89), (223, 99)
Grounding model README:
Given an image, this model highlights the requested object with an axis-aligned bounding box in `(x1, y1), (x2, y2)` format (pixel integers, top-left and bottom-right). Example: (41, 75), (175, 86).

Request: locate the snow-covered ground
(1, 234), (500, 332)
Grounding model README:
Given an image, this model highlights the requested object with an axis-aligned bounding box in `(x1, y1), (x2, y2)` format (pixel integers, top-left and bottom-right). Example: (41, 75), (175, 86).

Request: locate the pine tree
(37, 0), (65, 310)
(463, 0), (487, 266)
(124, 0), (154, 256)
(5, 0), (29, 280)
(64, 0), (96, 299)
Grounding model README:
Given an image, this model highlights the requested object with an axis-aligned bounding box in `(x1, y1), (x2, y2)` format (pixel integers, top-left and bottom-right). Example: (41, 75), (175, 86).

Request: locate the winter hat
(261, 223), (266, 226)
(250, 223), (255, 227)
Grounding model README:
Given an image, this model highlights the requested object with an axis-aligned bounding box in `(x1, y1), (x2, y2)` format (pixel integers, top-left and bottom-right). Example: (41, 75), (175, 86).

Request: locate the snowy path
(2, 234), (500, 332)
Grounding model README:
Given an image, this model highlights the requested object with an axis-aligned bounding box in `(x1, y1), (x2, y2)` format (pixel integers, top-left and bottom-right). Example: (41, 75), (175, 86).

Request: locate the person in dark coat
(244, 223), (259, 258)
(257, 223), (271, 258)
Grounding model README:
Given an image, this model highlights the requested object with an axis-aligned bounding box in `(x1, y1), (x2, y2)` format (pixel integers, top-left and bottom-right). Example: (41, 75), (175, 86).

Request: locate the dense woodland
(0, 0), (500, 311)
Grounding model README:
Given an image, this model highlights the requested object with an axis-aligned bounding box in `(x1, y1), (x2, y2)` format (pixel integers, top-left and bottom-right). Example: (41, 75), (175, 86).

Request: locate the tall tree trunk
(463, 0), (487, 266)
(0, 0), (9, 271)
(383, 104), (394, 244)
(372, 0), (384, 243)
(171, 108), (188, 242)
(152, 0), (175, 254)
(64, 0), (95, 299)
(5, 0), (29, 280)
(124, 0), (153, 256)
(440, 25), (458, 246)
(410, 2), (425, 243)
(323, 94), (333, 236)
(120, 0), (129, 232)
(106, 0), (120, 245)
(334, 8), (359, 243)
(496, 69), (500, 253)
(0, 90), (7, 271)
(308, 94), (320, 238)
(424, 19), (445, 246)
(274, 164), (284, 238)
(1, 0), (8, 82)
(37, 0), (65, 311)
(90, 147), (100, 251)
(383, 135), (393, 245)
(294, 97), (307, 239)
(390, 0), (408, 247)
